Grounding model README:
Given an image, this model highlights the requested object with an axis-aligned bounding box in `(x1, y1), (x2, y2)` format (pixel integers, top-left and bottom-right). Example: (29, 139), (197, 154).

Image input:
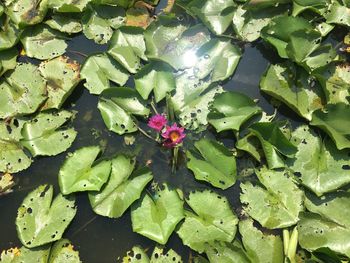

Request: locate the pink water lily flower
(162, 123), (186, 148)
(148, 114), (167, 132)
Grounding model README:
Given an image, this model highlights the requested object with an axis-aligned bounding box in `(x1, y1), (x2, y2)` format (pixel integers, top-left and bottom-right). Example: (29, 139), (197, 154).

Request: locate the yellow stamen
(169, 131), (180, 142)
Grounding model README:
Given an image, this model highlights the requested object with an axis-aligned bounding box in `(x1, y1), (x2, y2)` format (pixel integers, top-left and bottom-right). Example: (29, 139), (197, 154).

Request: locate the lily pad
(177, 190), (238, 253)
(248, 122), (298, 169)
(122, 246), (182, 263)
(58, 146), (111, 195)
(0, 48), (17, 77)
(324, 1), (350, 27)
(205, 241), (251, 263)
(0, 17), (22, 51)
(310, 103), (350, 150)
(260, 62), (324, 121)
(20, 110), (77, 157)
(38, 56), (81, 110)
(0, 173), (15, 195)
(208, 91), (261, 133)
(240, 167), (304, 229)
(292, 0), (328, 16)
(89, 155), (153, 218)
(134, 62), (175, 103)
(287, 125), (350, 196)
(108, 26), (147, 73)
(186, 138), (236, 190)
(186, 0), (236, 35)
(81, 53), (129, 95)
(49, 0), (91, 12)
(125, 6), (151, 29)
(16, 185), (76, 248)
(98, 87), (150, 135)
(45, 15), (82, 34)
(21, 25), (68, 60)
(131, 185), (184, 244)
(0, 63), (46, 119)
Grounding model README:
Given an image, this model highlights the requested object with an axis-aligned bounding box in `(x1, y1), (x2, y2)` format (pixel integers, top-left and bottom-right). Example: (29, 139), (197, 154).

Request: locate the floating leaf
(122, 246), (149, 263)
(311, 103), (350, 150)
(248, 122), (298, 169)
(20, 110), (77, 157)
(134, 62), (175, 103)
(240, 167), (303, 229)
(260, 62), (324, 120)
(6, 0), (49, 27)
(177, 190), (238, 253)
(49, 0), (91, 12)
(89, 155), (153, 218)
(21, 25), (68, 60)
(0, 173), (15, 195)
(81, 53), (129, 95)
(45, 15), (82, 34)
(238, 218), (284, 263)
(287, 125), (350, 196)
(244, 0), (290, 9)
(131, 185), (184, 244)
(292, 0), (328, 16)
(208, 91), (261, 133)
(122, 246), (182, 263)
(0, 17), (22, 51)
(58, 146), (111, 195)
(39, 56), (81, 110)
(186, 138), (236, 190)
(48, 239), (81, 263)
(126, 6), (152, 29)
(82, 5), (125, 44)
(205, 241), (251, 263)
(0, 48), (17, 77)
(98, 87), (150, 135)
(108, 26), (147, 73)
(186, 0), (236, 35)
(16, 185), (76, 248)
(0, 63), (46, 119)
(313, 62), (350, 104)
(324, 1), (350, 27)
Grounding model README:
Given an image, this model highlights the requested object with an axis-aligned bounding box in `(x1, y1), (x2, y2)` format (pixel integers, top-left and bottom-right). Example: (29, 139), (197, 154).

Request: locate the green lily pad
(38, 56), (81, 110)
(240, 167), (303, 229)
(205, 241), (251, 263)
(311, 103), (350, 150)
(0, 17), (22, 51)
(122, 246), (148, 263)
(186, 0), (236, 35)
(0, 48), (17, 77)
(238, 218), (284, 263)
(58, 146), (111, 195)
(21, 25), (68, 60)
(244, 0), (290, 9)
(313, 62), (350, 104)
(108, 26), (147, 73)
(98, 87), (150, 135)
(45, 15), (82, 34)
(122, 246), (182, 263)
(49, 0), (91, 12)
(324, 1), (350, 27)
(6, 0), (49, 27)
(208, 91), (261, 133)
(186, 138), (236, 190)
(260, 62), (324, 121)
(177, 190), (238, 253)
(0, 63), (46, 119)
(16, 185), (76, 248)
(248, 122), (298, 169)
(20, 110), (77, 157)
(81, 53), (129, 95)
(292, 0), (328, 16)
(131, 185), (184, 244)
(89, 155), (153, 218)
(287, 125), (350, 196)
(134, 62), (175, 103)
(48, 239), (81, 263)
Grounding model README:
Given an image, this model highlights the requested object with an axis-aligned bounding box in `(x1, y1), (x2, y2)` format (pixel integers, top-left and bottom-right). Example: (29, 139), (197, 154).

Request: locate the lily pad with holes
(177, 190), (238, 253)
(134, 62), (175, 103)
(240, 167), (303, 229)
(81, 53), (129, 95)
(324, 1), (350, 27)
(0, 48), (17, 77)
(248, 122), (298, 169)
(287, 125), (350, 196)
(16, 185), (76, 248)
(39, 56), (81, 110)
(186, 138), (236, 190)
(20, 25), (68, 60)
(108, 26), (147, 73)
(311, 103), (350, 150)
(122, 246), (182, 263)
(207, 91), (261, 133)
(58, 146), (111, 195)
(20, 110), (77, 157)
(205, 241), (251, 263)
(0, 63), (46, 119)
(45, 15), (82, 34)
(260, 62), (324, 121)
(98, 87), (150, 135)
(89, 155), (153, 218)
(131, 185), (184, 245)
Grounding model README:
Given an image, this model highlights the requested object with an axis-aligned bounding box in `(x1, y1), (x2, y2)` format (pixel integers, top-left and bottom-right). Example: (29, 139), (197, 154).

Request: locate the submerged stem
(172, 146), (179, 173)
(138, 126), (157, 142)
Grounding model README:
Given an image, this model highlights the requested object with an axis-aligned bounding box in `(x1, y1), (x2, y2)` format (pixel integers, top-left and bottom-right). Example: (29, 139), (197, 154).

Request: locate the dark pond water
(0, 2), (346, 262)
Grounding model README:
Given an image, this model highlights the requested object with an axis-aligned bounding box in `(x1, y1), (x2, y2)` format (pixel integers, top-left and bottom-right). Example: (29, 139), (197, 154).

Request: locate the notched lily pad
(45, 15), (83, 34)
(58, 146), (111, 195)
(122, 246), (183, 263)
(16, 185), (77, 248)
(186, 138), (236, 189)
